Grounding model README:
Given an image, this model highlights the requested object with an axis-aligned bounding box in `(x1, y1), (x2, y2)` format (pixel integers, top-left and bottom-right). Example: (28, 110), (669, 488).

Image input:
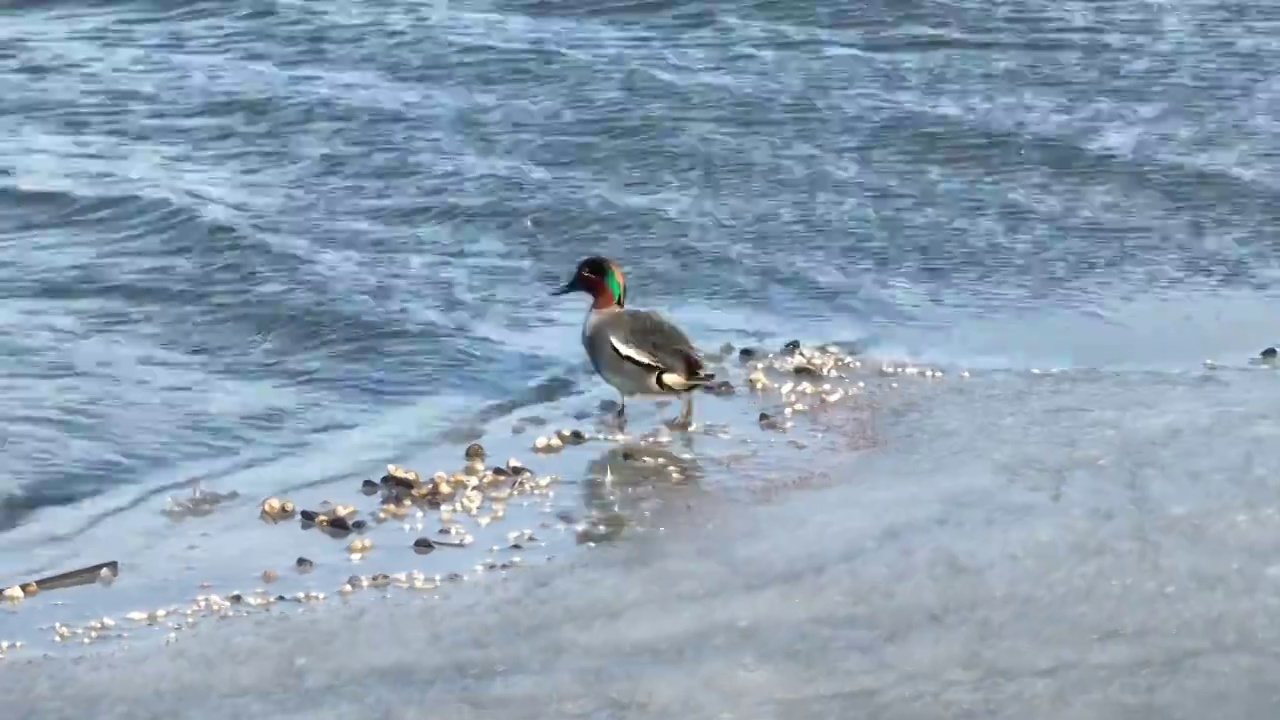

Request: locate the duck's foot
(664, 416), (693, 432)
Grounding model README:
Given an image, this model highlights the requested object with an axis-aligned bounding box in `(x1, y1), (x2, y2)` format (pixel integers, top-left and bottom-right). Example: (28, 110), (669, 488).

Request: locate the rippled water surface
(2, 0), (1279, 716)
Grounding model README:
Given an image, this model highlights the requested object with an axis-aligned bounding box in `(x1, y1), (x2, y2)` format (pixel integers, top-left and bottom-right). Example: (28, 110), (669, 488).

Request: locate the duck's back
(588, 308), (704, 377)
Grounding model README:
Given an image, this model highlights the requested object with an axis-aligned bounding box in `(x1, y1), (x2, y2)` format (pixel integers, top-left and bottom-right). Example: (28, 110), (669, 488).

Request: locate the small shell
(260, 497), (283, 516)
(2, 585), (23, 601)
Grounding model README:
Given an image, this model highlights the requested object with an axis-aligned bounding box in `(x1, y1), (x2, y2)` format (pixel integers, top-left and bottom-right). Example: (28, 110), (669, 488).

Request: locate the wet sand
(5, 346), (1280, 719)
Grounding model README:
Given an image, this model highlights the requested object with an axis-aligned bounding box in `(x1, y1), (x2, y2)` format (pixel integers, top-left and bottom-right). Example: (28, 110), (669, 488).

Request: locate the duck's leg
(668, 393), (694, 430)
(612, 393), (627, 430)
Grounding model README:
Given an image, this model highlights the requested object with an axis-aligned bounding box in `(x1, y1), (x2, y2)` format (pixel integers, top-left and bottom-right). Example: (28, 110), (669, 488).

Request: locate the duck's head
(553, 256), (626, 309)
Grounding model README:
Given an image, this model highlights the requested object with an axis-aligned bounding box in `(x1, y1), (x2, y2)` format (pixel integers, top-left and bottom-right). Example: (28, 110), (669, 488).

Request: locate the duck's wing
(607, 309), (711, 380)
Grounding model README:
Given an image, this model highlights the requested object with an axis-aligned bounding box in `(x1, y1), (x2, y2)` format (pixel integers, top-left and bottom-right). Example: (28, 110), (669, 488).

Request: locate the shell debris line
(0, 431), (601, 656)
(697, 339), (960, 436)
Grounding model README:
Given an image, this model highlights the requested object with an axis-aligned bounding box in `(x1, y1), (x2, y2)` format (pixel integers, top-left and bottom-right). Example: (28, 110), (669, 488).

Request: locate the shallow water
(2, 0), (1280, 716)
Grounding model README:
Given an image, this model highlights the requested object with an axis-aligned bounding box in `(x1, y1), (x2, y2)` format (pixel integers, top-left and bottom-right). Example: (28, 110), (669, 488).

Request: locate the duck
(552, 256), (715, 428)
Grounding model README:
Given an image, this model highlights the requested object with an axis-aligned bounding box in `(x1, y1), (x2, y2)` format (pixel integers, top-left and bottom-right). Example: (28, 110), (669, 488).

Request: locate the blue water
(3, 1), (1280, 714)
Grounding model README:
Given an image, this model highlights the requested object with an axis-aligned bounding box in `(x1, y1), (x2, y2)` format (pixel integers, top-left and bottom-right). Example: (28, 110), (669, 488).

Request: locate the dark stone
(492, 466), (512, 478)
(565, 429), (588, 445)
(793, 365), (820, 377)
(229, 593), (244, 604)
(1262, 347), (1278, 359)
(360, 479), (380, 495)
(299, 509), (319, 523)
(465, 443), (486, 461)
(703, 380), (735, 396)
(782, 339), (801, 355)
(737, 347), (758, 362)
(350, 519), (368, 532)
(380, 474), (415, 491)
(328, 516), (352, 532)
(295, 557), (314, 571)
(412, 537), (436, 555)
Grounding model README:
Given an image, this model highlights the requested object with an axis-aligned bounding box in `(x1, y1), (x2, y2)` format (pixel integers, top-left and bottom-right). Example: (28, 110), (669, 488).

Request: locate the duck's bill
(552, 279), (578, 296)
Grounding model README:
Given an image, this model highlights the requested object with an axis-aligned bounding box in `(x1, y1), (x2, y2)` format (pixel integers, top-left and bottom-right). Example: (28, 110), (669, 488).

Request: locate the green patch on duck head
(604, 262), (626, 307)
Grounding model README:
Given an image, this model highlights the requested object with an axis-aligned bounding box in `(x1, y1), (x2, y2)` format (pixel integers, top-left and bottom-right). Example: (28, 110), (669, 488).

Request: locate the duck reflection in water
(574, 444), (705, 544)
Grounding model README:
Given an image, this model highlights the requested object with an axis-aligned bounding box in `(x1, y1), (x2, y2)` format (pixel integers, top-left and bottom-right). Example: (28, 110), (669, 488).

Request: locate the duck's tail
(657, 370), (715, 392)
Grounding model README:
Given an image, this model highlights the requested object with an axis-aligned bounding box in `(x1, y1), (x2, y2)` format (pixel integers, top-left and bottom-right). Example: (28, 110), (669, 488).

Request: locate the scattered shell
(261, 570), (278, 584)
(261, 497), (282, 516)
